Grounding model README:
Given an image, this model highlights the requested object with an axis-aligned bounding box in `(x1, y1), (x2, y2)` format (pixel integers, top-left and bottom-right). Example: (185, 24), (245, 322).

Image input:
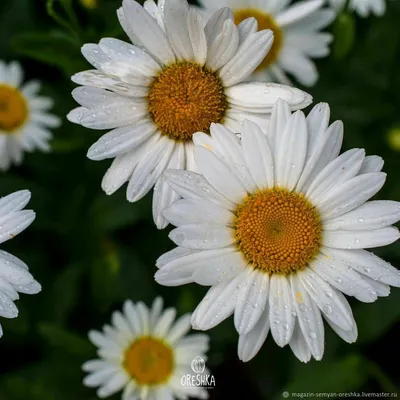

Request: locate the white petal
(163, 198), (234, 227)
(153, 308), (177, 337)
(241, 119), (274, 189)
(164, 0), (194, 61)
(316, 172), (386, 220)
(127, 136), (175, 202)
(163, 169), (235, 211)
(166, 314), (191, 343)
(122, 0), (175, 64)
(225, 82), (312, 112)
(312, 252), (378, 302)
(149, 296), (163, 330)
(99, 38), (162, 77)
(204, 8), (233, 44)
(234, 269), (269, 335)
(169, 224), (235, 249)
(305, 102), (330, 155)
(83, 367), (120, 387)
(0, 210), (35, 245)
(289, 320), (312, 363)
(191, 273), (242, 330)
(275, 111), (308, 190)
(324, 200), (400, 231)
(101, 148), (141, 195)
(269, 274), (296, 347)
(96, 371), (129, 398)
(0, 190), (31, 218)
(206, 19), (239, 71)
(218, 30), (273, 87)
(267, 98), (291, 151)
(290, 274), (324, 360)
(192, 250), (247, 286)
(324, 247), (400, 287)
(237, 17), (258, 45)
(122, 300), (142, 336)
(299, 269), (353, 330)
(156, 248), (233, 286)
(79, 100), (148, 130)
(323, 227), (400, 250)
(87, 120), (156, 160)
(194, 146), (247, 204)
(0, 290), (18, 318)
(152, 143), (185, 229)
(207, 123), (257, 193)
(72, 70), (149, 98)
(306, 148), (365, 204)
(358, 155), (384, 174)
(237, 304), (269, 362)
(187, 9), (207, 66)
(276, 0), (324, 27)
(296, 120), (343, 193)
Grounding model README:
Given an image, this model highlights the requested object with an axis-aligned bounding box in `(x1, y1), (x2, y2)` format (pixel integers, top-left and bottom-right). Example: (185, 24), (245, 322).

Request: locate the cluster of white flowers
(0, 0), (397, 399)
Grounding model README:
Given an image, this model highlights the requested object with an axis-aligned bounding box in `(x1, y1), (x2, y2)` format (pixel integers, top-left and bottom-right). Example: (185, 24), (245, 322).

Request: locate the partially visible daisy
(329, 0), (386, 17)
(67, 0), (312, 229)
(0, 189), (41, 338)
(198, 0), (335, 86)
(83, 297), (210, 399)
(156, 100), (400, 363)
(0, 61), (61, 171)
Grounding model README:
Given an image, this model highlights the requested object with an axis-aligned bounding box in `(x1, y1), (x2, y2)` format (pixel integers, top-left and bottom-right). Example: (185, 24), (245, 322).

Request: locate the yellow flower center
(123, 337), (174, 385)
(148, 62), (226, 142)
(0, 84), (28, 133)
(234, 9), (283, 70)
(235, 188), (321, 275)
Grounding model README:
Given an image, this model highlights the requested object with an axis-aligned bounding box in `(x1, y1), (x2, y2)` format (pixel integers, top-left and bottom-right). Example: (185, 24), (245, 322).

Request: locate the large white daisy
(329, 0), (386, 17)
(198, 0), (335, 86)
(67, 0), (312, 229)
(83, 297), (210, 399)
(156, 100), (400, 363)
(0, 61), (61, 171)
(0, 189), (41, 338)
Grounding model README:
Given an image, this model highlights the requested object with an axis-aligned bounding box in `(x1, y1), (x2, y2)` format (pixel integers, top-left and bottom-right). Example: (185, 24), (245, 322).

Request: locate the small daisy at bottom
(83, 297), (210, 399)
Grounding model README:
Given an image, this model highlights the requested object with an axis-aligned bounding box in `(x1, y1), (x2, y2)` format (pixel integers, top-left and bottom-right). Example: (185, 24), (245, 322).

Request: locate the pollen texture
(235, 188), (322, 275)
(124, 337), (174, 385)
(148, 62), (226, 142)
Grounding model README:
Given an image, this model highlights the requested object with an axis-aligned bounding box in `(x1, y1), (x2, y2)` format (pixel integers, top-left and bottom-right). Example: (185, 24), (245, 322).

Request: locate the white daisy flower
(83, 297), (210, 399)
(198, 0), (335, 86)
(0, 189), (41, 338)
(67, 0), (312, 229)
(0, 61), (61, 171)
(156, 100), (400, 363)
(329, 0), (386, 17)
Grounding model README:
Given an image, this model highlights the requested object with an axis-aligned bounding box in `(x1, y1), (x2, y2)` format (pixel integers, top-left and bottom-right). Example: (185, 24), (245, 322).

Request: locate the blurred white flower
(157, 100), (400, 363)
(83, 297), (210, 399)
(329, 0), (386, 17)
(198, 0), (335, 86)
(0, 190), (40, 338)
(0, 61), (61, 171)
(68, 0), (312, 229)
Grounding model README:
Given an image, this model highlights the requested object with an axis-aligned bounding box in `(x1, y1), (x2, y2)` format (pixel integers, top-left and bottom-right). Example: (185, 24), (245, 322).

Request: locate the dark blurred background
(0, 0), (399, 398)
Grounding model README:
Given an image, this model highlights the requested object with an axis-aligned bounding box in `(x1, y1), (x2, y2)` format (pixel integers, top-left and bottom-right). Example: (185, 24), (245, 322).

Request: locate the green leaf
(354, 289), (400, 344)
(38, 323), (92, 357)
(278, 355), (368, 397)
(89, 240), (122, 310)
(11, 30), (86, 76)
(333, 12), (355, 60)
